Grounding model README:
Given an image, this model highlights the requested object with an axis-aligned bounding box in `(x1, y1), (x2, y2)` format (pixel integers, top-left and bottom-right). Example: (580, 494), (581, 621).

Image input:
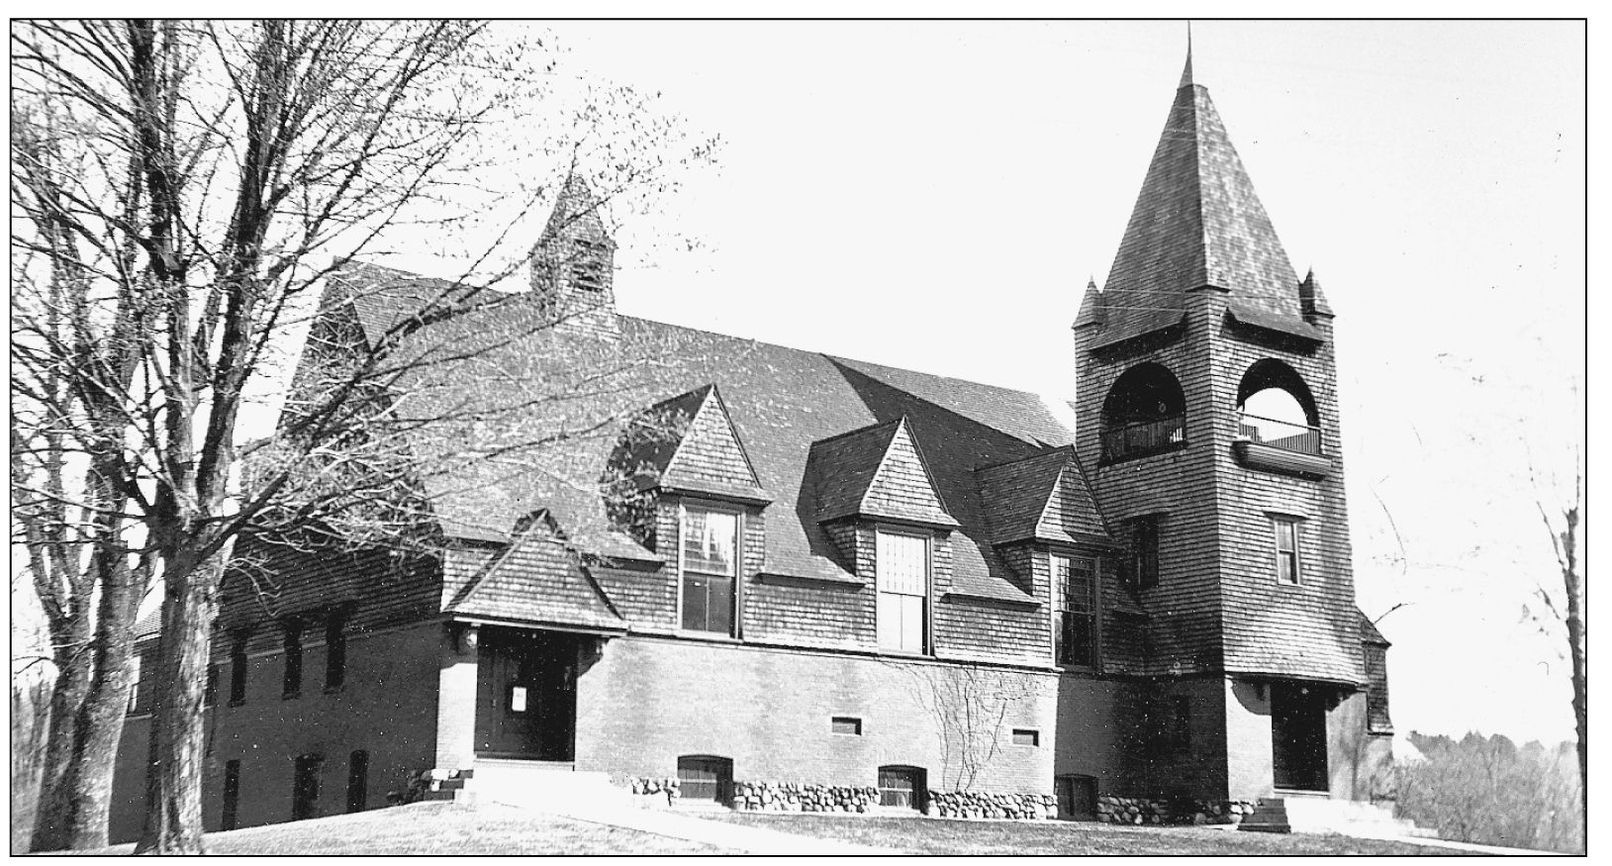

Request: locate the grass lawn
(52, 802), (733, 856)
(708, 812), (1466, 856)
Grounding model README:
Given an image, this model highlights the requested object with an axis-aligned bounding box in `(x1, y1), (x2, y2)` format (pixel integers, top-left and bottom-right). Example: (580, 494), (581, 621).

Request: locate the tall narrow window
(1273, 516), (1302, 584)
(127, 653), (143, 714)
(1127, 516), (1160, 589)
(875, 530), (928, 654)
(346, 750), (369, 813)
(282, 621), (303, 699)
(229, 636), (248, 705)
(291, 754), (322, 821)
(221, 760), (241, 831)
(205, 664), (219, 707)
(680, 505), (738, 635)
(324, 613), (347, 691)
(1171, 695), (1192, 753)
(1053, 554), (1098, 667)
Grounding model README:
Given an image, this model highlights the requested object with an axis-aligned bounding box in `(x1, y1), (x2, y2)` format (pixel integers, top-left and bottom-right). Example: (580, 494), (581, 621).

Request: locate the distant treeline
(1395, 730), (1582, 854)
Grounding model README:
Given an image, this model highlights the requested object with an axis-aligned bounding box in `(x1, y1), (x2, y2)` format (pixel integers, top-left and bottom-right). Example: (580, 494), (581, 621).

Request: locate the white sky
(505, 19), (1583, 745)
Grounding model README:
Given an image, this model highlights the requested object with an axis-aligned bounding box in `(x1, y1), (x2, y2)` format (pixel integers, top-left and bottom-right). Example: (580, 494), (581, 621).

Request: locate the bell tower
(532, 173), (619, 341)
(1074, 47), (1361, 800)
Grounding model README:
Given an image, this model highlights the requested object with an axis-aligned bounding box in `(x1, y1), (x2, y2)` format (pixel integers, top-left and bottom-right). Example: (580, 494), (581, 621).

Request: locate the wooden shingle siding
(859, 422), (955, 526)
(218, 540), (442, 659)
(1076, 291), (1227, 678)
(661, 389), (762, 491)
(1213, 317), (1361, 684)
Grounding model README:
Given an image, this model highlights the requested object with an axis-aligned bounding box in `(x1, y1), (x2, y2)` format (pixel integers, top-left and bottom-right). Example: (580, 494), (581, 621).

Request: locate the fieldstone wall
(624, 777), (1058, 820)
(1096, 794), (1259, 825)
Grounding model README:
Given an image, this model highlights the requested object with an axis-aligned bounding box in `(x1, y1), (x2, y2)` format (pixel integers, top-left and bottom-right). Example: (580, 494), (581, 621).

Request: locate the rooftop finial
(1179, 21), (1195, 89)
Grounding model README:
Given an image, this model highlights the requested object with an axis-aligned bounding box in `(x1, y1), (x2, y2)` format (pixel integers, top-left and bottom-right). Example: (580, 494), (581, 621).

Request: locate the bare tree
(898, 662), (1040, 792)
(1526, 465), (1584, 825)
(10, 19), (714, 853)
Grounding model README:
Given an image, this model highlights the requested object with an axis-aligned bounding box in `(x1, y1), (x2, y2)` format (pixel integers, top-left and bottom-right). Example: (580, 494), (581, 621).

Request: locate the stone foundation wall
(1096, 794), (1258, 825)
(625, 777), (1058, 820)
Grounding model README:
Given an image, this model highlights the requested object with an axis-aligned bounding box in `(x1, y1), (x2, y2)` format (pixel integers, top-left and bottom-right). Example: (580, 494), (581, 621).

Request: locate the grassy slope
(709, 812), (1468, 856)
(54, 803), (732, 856)
(48, 801), (1463, 856)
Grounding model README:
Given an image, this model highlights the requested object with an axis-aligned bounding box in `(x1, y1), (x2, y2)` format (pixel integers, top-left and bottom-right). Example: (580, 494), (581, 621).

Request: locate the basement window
(1012, 728), (1040, 747)
(831, 716), (863, 736)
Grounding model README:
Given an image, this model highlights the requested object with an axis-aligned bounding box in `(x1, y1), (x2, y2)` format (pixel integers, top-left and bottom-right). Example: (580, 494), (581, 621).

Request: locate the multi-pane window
(875, 530), (928, 653)
(1273, 516), (1302, 584)
(681, 506), (738, 635)
(1127, 516), (1160, 589)
(1053, 554), (1097, 667)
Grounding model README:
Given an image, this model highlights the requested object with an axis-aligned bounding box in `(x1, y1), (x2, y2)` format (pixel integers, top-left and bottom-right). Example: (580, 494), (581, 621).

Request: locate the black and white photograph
(9, 13), (1590, 856)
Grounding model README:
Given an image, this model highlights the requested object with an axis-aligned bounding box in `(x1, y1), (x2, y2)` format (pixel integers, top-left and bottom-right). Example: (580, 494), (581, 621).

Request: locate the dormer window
(679, 504), (738, 635)
(875, 529), (929, 654)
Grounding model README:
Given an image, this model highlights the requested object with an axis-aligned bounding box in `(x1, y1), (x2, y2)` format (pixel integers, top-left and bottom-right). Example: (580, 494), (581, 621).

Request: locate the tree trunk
(133, 543), (226, 855)
(1561, 514), (1585, 824)
(29, 620), (91, 853)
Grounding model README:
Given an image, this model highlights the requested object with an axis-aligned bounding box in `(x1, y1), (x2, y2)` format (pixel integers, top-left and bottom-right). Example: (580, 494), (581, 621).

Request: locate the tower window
(570, 239), (607, 292)
(1237, 359), (1322, 456)
(1100, 363), (1187, 462)
(1272, 516), (1303, 584)
(1126, 516), (1161, 589)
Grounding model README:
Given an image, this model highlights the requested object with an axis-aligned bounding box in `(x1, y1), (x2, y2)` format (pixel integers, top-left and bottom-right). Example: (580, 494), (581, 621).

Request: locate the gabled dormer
(808, 417), (958, 533)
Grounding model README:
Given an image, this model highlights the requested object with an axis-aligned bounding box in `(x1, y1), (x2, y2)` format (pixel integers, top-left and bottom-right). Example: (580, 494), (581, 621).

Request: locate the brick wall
(109, 622), (442, 841)
(575, 636), (1062, 795)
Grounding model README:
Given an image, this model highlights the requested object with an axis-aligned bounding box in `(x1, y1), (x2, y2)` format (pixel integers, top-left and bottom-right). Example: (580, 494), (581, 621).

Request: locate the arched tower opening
(1100, 362), (1187, 462)
(1236, 359), (1320, 455)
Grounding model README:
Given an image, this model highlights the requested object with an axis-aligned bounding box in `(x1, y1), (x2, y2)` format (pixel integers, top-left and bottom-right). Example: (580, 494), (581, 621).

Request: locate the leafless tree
(1524, 460), (1584, 828)
(10, 19), (714, 853)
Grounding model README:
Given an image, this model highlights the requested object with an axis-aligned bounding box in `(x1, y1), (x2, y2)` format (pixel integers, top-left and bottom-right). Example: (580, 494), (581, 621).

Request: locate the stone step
(469, 758), (623, 813)
(1239, 797), (1433, 839)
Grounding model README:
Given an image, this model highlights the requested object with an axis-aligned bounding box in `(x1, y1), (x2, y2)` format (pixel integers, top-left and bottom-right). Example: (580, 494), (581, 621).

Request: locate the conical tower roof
(542, 172), (613, 244)
(1093, 52), (1312, 348)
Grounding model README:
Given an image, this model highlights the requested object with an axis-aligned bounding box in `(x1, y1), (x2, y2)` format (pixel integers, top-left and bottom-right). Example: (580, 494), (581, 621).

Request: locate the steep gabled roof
(977, 446), (1110, 547)
(444, 518), (626, 632)
(1094, 54), (1316, 348)
(809, 417), (957, 528)
(657, 385), (770, 503)
(1358, 609), (1391, 646)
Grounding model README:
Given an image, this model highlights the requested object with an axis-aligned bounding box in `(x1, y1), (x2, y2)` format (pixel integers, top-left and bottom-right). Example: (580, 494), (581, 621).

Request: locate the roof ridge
(806, 416), (904, 449)
(975, 443), (1075, 473)
(615, 314), (1070, 405)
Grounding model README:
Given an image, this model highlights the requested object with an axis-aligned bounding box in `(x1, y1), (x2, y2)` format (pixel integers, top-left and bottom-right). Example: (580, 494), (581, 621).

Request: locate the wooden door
(1271, 684), (1329, 792)
(474, 630), (577, 760)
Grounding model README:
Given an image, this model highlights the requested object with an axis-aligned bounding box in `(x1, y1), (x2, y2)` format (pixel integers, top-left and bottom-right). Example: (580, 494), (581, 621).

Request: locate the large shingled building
(109, 48), (1395, 839)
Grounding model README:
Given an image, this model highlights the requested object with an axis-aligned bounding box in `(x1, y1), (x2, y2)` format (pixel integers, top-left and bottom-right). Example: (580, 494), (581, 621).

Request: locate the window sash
(877, 591), (925, 652)
(1273, 518), (1302, 584)
(875, 531), (927, 596)
(682, 507), (737, 577)
(681, 572), (734, 634)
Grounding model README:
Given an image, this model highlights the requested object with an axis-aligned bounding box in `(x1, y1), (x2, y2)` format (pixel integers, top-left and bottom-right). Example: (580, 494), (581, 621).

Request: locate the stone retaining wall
(624, 777), (1057, 820)
(1095, 794), (1258, 825)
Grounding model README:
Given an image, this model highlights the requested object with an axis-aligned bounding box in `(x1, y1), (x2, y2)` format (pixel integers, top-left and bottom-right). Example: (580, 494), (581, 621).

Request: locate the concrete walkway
(1340, 831), (1564, 856)
(550, 805), (890, 855)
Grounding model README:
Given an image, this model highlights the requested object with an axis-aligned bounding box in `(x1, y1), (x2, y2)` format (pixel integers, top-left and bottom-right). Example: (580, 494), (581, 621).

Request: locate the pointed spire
(1178, 21), (1195, 89)
(1299, 268), (1335, 320)
(1074, 277), (1105, 329)
(1092, 48), (1309, 348)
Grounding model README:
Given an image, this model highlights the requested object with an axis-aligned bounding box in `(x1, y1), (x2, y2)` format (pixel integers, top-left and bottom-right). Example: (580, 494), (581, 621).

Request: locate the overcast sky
(372, 19), (1587, 745)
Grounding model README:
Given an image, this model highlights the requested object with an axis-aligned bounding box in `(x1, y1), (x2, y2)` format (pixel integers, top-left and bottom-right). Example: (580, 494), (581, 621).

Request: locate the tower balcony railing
(1099, 415), (1186, 463)
(1236, 413), (1322, 456)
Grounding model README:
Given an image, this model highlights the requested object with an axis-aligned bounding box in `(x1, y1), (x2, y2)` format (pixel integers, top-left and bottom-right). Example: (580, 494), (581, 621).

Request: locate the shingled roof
(310, 259), (1101, 607)
(976, 446), (1109, 547)
(1092, 53), (1318, 348)
(443, 518), (626, 632)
